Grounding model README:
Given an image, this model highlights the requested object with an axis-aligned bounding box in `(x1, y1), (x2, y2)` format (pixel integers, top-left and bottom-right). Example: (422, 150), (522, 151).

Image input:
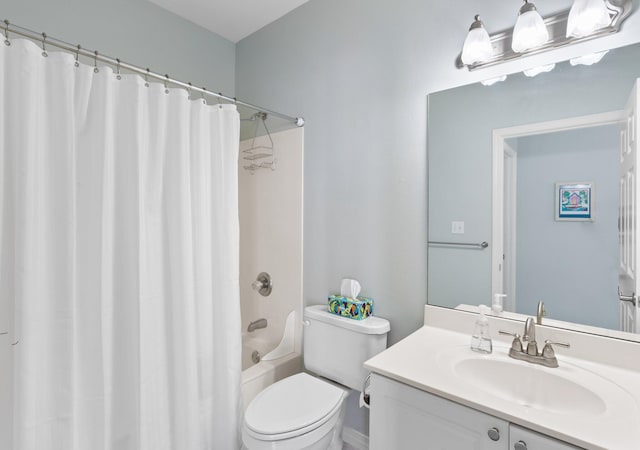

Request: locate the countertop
(364, 325), (640, 450)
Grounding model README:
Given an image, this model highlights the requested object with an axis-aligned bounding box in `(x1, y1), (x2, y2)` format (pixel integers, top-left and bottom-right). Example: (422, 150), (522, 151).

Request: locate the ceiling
(149, 0), (310, 43)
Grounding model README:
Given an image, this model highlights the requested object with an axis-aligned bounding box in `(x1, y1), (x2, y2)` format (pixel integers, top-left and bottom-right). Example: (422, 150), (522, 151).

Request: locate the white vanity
(364, 306), (640, 450)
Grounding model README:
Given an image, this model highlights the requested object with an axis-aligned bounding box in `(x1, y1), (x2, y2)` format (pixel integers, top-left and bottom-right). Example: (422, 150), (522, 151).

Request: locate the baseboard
(342, 426), (369, 450)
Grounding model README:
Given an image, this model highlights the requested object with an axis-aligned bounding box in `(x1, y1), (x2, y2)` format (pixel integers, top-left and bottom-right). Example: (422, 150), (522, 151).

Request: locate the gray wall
(238, 0), (437, 347)
(236, 0), (640, 347)
(1, 0), (236, 95)
(515, 127), (619, 330)
(235, 0), (640, 434)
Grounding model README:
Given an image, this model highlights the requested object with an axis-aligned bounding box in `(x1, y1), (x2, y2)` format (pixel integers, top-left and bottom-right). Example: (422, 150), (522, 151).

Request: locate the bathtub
(240, 310), (302, 408)
(241, 333), (302, 408)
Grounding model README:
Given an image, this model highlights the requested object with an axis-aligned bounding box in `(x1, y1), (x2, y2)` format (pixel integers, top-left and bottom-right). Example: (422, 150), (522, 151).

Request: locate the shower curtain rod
(1, 19), (305, 127)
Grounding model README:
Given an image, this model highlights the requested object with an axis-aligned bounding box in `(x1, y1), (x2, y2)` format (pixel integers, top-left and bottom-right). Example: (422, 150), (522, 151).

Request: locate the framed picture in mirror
(555, 181), (593, 221)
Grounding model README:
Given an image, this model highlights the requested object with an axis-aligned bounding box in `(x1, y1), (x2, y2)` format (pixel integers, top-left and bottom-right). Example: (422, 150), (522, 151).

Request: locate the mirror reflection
(427, 41), (640, 338)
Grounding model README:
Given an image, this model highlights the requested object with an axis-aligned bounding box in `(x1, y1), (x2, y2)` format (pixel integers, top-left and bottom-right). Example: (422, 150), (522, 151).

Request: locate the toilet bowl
(242, 305), (390, 450)
(242, 373), (348, 450)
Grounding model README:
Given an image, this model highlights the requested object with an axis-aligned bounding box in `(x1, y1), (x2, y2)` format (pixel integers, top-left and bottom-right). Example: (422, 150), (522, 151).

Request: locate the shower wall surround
(239, 127), (304, 360)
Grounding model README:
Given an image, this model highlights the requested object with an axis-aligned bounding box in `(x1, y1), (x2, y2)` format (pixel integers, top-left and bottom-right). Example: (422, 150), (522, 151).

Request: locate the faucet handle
(542, 340), (570, 358)
(499, 330), (523, 353)
(499, 330), (519, 338)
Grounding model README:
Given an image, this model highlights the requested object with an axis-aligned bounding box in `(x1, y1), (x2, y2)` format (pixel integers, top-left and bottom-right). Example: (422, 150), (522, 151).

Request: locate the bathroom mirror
(427, 41), (640, 341)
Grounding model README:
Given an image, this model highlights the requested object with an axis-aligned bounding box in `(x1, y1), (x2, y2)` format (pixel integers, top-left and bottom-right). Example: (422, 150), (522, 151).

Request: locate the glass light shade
(511, 10), (549, 53)
(566, 0), (611, 38)
(523, 63), (556, 77)
(569, 50), (609, 66)
(481, 75), (507, 86)
(461, 26), (493, 65)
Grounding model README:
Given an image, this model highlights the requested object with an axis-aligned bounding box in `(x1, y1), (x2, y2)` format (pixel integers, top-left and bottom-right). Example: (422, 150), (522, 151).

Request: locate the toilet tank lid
(304, 305), (390, 334)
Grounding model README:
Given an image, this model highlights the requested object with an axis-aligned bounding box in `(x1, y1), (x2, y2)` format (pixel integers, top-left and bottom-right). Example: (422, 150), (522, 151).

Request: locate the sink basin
(454, 357), (606, 416)
(436, 345), (635, 419)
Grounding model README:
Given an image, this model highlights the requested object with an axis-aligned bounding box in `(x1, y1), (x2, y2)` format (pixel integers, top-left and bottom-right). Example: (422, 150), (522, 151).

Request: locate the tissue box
(328, 295), (373, 320)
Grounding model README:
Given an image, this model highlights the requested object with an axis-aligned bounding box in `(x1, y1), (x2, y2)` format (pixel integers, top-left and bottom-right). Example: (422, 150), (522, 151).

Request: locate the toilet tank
(303, 304), (390, 391)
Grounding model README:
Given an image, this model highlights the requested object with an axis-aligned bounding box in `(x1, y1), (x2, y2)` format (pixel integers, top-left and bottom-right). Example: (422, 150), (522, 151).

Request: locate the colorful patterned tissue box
(328, 295), (373, 320)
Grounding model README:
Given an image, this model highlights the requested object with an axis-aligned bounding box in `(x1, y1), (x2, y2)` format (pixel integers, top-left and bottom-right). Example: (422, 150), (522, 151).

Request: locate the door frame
(491, 111), (625, 302)
(503, 142), (517, 312)
(618, 80), (640, 333)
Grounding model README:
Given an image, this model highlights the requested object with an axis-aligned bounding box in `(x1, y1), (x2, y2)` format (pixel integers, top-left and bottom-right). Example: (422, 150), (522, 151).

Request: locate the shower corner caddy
(243, 112), (276, 173)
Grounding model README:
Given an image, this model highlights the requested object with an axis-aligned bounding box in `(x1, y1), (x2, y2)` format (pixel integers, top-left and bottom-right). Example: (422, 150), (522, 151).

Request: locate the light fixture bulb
(481, 75), (508, 86)
(566, 0), (611, 38)
(461, 15), (493, 65)
(523, 63), (556, 77)
(569, 50), (609, 66)
(511, 1), (549, 53)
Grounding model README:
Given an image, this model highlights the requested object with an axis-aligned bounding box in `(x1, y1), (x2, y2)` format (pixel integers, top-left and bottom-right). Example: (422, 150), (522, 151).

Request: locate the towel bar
(428, 240), (488, 249)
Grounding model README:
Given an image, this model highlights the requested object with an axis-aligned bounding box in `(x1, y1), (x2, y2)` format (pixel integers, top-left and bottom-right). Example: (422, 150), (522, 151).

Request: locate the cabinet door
(369, 374), (508, 450)
(510, 424), (583, 450)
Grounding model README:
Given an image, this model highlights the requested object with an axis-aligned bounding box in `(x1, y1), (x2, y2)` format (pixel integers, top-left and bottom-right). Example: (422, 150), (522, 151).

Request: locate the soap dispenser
(470, 305), (492, 354)
(492, 293), (506, 314)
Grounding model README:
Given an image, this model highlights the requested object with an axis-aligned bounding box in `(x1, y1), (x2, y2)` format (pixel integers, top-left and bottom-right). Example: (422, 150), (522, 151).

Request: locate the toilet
(242, 304), (390, 450)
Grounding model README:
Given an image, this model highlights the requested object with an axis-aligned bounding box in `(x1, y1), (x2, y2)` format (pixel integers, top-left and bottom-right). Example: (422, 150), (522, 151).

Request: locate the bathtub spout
(247, 318), (268, 332)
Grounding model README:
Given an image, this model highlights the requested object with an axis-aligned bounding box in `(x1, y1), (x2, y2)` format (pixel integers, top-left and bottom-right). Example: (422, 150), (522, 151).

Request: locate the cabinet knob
(514, 440), (528, 450)
(487, 427), (500, 441)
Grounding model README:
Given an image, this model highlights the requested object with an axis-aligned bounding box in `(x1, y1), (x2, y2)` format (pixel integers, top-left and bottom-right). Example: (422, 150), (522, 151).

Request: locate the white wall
(239, 127), (304, 356)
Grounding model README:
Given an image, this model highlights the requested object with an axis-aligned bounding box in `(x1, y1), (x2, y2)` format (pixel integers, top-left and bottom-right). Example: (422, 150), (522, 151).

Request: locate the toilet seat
(244, 372), (347, 441)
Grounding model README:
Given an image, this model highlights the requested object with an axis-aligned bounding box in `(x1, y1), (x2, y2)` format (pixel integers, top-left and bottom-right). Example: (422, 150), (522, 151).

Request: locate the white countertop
(364, 324), (640, 450)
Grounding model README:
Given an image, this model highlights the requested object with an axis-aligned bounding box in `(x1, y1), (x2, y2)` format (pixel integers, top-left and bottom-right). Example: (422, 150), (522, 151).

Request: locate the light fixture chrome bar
(457, 0), (633, 71)
(2, 19), (305, 127)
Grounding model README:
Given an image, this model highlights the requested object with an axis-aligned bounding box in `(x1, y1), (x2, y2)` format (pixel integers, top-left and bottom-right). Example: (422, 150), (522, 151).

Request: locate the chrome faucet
(536, 301), (546, 325)
(522, 317), (538, 356)
(247, 318), (268, 332)
(499, 318), (569, 368)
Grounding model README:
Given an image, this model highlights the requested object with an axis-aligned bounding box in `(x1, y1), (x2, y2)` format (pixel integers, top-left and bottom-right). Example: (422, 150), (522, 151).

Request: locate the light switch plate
(451, 221), (464, 234)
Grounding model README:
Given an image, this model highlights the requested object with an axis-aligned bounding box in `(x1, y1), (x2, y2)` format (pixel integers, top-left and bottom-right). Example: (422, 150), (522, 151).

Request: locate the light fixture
(511, 0), (549, 53)
(523, 63), (556, 77)
(461, 15), (493, 65)
(457, 0), (632, 71)
(566, 0), (611, 38)
(481, 75), (508, 86)
(569, 50), (609, 66)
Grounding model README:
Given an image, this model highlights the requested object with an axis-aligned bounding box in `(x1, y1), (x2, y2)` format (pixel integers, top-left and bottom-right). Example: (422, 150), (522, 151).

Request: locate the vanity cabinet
(369, 374), (581, 450)
(369, 373), (508, 449)
(509, 424), (582, 450)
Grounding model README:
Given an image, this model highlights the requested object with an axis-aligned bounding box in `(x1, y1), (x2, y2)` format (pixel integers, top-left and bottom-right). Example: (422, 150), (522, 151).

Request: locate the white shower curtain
(0, 39), (242, 450)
